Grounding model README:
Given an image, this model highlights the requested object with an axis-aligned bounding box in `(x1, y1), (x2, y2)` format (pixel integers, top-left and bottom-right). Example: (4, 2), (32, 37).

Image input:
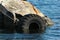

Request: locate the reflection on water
(0, 33), (43, 40)
(0, 0), (60, 40)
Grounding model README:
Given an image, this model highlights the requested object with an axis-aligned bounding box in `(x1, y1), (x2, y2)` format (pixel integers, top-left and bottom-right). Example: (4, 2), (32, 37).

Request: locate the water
(0, 0), (60, 40)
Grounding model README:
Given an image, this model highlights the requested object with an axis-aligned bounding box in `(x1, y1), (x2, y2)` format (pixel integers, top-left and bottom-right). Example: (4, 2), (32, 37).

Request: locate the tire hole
(29, 22), (39, 33)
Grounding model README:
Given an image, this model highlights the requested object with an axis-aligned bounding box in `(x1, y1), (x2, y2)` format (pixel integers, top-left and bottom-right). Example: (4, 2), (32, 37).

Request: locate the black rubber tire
(0, 12), (4, 30)
(0, 12), (15, 33)
(16, 14), (46, 34)
(3, 11), (15, 33)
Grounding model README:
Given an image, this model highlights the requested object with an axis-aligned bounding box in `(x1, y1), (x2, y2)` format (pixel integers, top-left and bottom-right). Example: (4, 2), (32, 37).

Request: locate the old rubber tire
(0, 12), (15, 33)
(3, 11), (15, 33)
(0, 12), (4, 31)
(17, 14), (46, 34)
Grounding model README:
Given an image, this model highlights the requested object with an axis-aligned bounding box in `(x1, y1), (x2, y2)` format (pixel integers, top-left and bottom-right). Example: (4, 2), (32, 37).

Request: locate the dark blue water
(0, 0), (60, 40)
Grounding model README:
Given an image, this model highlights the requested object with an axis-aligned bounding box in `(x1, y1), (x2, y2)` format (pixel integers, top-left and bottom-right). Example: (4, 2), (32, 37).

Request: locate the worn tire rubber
(0, 12), (4, 30)
(0, 12), (15, 33)
(16, 14), (46, 34)
(3, 11), (15, 33)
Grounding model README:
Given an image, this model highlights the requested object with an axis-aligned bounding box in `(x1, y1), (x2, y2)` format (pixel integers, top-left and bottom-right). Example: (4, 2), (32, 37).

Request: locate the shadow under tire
(17, 14), (46, 34)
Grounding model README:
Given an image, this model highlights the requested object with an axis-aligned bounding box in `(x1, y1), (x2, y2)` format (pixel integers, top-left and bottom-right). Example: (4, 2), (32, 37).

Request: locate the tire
(16, 14), (46, 34)
(0, 12), (4, 30)
(0, 12), (15, 33)
(3, 11), (15, 33)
